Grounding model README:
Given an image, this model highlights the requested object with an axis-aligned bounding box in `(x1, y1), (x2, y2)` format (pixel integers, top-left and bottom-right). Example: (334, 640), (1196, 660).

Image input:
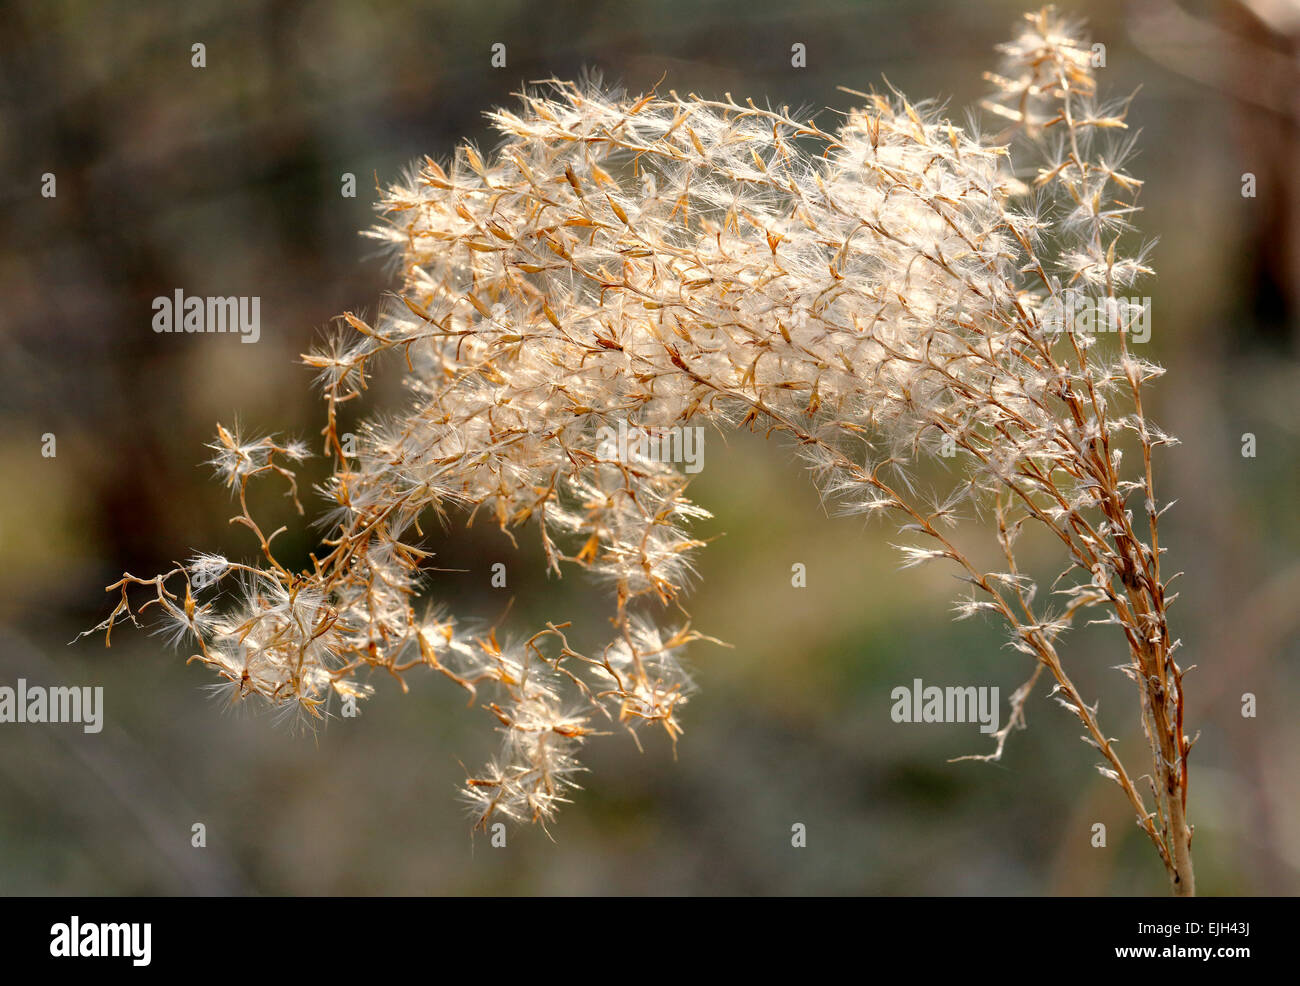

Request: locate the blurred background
(1, 0), (1297, 895)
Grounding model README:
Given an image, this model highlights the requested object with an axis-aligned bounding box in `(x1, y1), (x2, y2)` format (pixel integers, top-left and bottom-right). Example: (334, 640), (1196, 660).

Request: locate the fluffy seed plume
(86, 7), (1195, 893)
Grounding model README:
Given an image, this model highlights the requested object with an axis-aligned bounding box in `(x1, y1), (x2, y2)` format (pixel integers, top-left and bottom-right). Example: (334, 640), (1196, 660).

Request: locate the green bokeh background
(1, 0), (1297, 894)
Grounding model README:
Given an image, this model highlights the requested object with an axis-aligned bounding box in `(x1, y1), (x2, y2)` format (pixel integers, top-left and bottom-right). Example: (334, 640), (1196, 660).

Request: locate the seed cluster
(89, 8), (1195, 893)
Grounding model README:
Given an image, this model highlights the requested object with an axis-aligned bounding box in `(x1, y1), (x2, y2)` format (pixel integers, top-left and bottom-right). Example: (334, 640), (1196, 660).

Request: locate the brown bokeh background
(1, 0), (1297, 894)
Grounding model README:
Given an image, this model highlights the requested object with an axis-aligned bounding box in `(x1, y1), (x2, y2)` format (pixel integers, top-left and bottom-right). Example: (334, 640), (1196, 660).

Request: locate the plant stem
(1169, 792), (1195, 896)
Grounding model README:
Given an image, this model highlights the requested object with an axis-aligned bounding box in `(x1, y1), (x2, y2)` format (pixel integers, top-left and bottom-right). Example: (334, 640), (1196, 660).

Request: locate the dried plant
(87, 7), (1196, 894)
